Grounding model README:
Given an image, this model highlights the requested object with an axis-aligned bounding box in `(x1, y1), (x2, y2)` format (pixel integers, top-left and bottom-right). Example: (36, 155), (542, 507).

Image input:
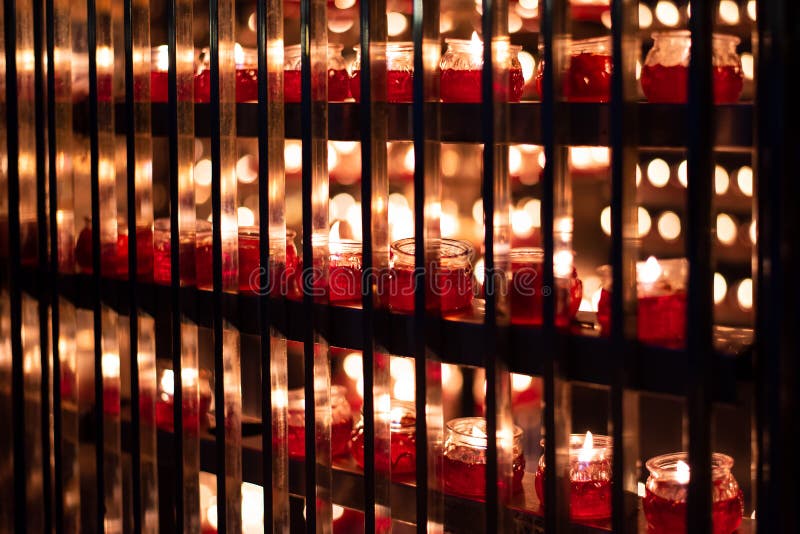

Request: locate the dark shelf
(28, 271), (752, 401)
(101, 101), (753, 148)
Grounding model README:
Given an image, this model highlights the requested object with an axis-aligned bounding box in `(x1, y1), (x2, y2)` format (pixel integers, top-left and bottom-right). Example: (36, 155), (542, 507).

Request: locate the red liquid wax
(534, 466), (612, 520)
(440, 68), (524, 103)
(565, 52), (612, 102)
(287, 417), (354, 460)
(193, 67), (264, 103)
(193, 239), (238, 290)
(236, 231), (300, 296)
(351, 425), (416, 478)
(74, 224), (119, 276)
(284, 69), (351, 103)
(597, 289), (687, 349)
(153, 237), (197, 286)
(350, 70), (415, 103)
(103, 386), (121, 416)
(641, 64), (743, 104)
(510, 263), (582, 327)
(571, 4), (609, 21)
(113, 226), (154, 281)
(442, 449), (526, 499)
(150, 70), (168, 102)
(387, 264), (473, 314)
(155, 393), (212, 433)
(643, 488), (743, 534)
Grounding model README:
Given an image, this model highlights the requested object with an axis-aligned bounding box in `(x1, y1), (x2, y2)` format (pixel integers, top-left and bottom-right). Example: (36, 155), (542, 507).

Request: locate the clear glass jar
(388, 238), (474, 313)
(509, 247), (582, 327)
(643, 452), (743, 534)
(536, 36), (612, 102)
(350, 42), (414, 103)
(151, 218), (212, 286)
(534, 433), (613, 520)
(329, 239), (363, 304)
(641, 31), (744, 104)
(350, 399), (416, 478)
(439, 37), (524, 103)
(442, 417), (525, 499)
(596, 257), (688, 348)
(284, 43), (351, 103)
(194, 46), (260, 102)
(286, 384), (354, 459)
(237, 227), (299, 296)
(154, 367), (213, 433)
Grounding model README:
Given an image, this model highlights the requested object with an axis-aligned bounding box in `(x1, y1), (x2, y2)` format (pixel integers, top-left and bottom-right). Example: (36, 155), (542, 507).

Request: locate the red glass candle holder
(509, 247), (582, 327)
(535, 36), (612, 102)
(149, 45), (170, 102)
(570, 0), (610, 21)
(152, 218), (211, 286)
(155, 367), (213, 433)
(534, 432), (613, 520)
(597, 257), (688, 348)
(350, 399), (416, 478)
(113, 223), (154, 281)
(284, 44), (351, 103)
(194, 227), (240, 291)
(440, 37), (524, 103)
(194, 46), (260, 103)
(237, 227), (299, 296)
(350, 42), (414, 103)
(387, 238), (474, 314)
(74, 218), (121, 276)
(102, 353), (121, 416)
(643, 452), (743, 534)
(641, 32), (744, 104)
(287, 385), (354, 460)
(442, 417), (525, 499)
(329, 239), (363, 304)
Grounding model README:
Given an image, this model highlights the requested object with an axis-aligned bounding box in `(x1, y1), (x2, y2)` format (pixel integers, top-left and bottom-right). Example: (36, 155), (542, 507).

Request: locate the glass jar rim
(596, 257), (688, 281)
(446, 416), (523, 449)
(237, 226), (297, 241)
(285, 43), (344, 57)
(361, 399), (416, 431)
(570, 36), (612, 53)
(288, 384), (348, 410)
(538, 433), (613, 453)
(329, 238), (362, 254)
(391, 237), (474, 263)
(154, 217), (212, 234)
(645, 452), (734, 481)
(444, 37), (522, 53)
(353, 41), (414, 52)
(651, 30), (741, 46)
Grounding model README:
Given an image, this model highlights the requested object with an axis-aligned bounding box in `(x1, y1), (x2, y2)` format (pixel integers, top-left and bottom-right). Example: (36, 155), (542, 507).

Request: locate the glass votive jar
(194, 46), (260, 103)
(643, 452), (743, 534)
(113, 222), (154, 281)
(284, 44), (351, 103)
(641, 31), (744, 104)
(155, 367), (213, 433)
(350, 42), (414, 103)
(509, 247), (583, 327)
(237, 227), (299, 296)
(439, 37), (524, 103)
(149, 45), (170, 103)
(329, 239), (363, 304)
(350, 399), (417, 478)
(442, 417), (525, 499)
(286, 385), (354, 460)
(534, 432), (613, 520)
(596, 257), (688, 348)
(535, 36), (612, 102)
(74, 218), (119, 276)
(387, 238), (474, 314)
(152, 217), (212, 286)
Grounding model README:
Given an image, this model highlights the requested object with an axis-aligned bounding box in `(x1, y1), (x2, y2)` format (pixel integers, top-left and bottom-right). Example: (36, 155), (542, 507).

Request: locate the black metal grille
(2, 0), (798, 533)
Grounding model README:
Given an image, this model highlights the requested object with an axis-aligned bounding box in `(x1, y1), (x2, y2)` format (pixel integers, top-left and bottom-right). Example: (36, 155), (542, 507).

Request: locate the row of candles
(167, 375), (742, 532)
(145, 31), (743, 105)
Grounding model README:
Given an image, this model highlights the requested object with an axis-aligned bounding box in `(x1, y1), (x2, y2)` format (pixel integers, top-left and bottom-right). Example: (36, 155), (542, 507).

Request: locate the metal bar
(686, 2), (715, 533)
(609, 1), (639, 532)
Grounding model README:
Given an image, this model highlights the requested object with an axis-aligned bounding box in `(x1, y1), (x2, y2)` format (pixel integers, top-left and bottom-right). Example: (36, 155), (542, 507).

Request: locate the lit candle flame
(155, 45), (169, 72)
(471, 424), (487, 439)
(639, 256), (663, 285)
(234, 43), (245, 66)
(578, 431), (594, 463)
(160, 368), (199, 397)
(469, 31), (483, 63)
(676, 460), (691, 484)
(101, 353), (120, 379)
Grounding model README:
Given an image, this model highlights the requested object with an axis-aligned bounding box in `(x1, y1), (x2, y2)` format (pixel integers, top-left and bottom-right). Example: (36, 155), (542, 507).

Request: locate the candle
(112, 223), (154, 281)
(149, 45), (169, 103)
(74, 218), (119, 276)
(440, 33), (524, 103)
(534, 432), (613, 520)
(155, 367), (213, 433)
(237, 227), (299, 296)
(152, 218), (211, 286)
(387, 238), (474, 314)
(350, 42), (414, 103)
(194, 44), (261, 103)
(535, 36), (612, 103)
(641, 32), (744, 104)
(596, 257), (688, 348)
(284, 44), (351, 103)
(102, 352), (121, 416)
(643, 452), (743, 534)
(286, 385), (354, 460)
(509, 247), (583, 327)
(350, 400), (416, 479)
(329, 239), (363, 304)
(442, 417), (525, 499)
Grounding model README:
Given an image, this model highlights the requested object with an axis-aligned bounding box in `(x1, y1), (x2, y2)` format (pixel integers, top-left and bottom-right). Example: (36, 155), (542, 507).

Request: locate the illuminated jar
(388, 238), (474, 314)
(350, 400), (416, 478)
(439, 36), (524, 103)
(350, 42), (414, 103)
(113, 222), (154, 281)
(155, 367), (213, 433)
(152, 218), (212, 286)
(329, 239), (363, 304)
(535, 36), (612, 102)
(641, 32), (744, 104)
(534, 432), (612, 521)
(237, 227), (298, 296)
(596, 257), (688, 348)
(509, 247), (583, 327)
(149, 45), (170, 103)
(643, 452), (743, 534)
(570, 0), (610, 21)
(195, 46), (260, 103)
(284, 44), (351, 103)
(74, 218), (119, 276)
(287, 385), (354, 460)
(442, 417), (525, 499)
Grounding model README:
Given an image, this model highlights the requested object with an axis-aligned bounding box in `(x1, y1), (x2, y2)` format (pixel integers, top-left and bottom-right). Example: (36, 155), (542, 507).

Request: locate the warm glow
(441, 200), (460, 237)
(741, 53), (754, 80)
(639, 256), (663, 285)
(714, 272), (728, 305)
(404, 146), (415, 173)
(737, 166), (753, 196)
(658, 211), (681, 241)
(591, 147), (610, 166)
(638, 207), (652, 237)
(284, 142), (302, 174)
(237, 206), (255, 227)
(469, 31), (483, 63)
(577, 431), (595, 463)
(749, 220), (757, 243)
(102, 353), (120, 378)
(719, 0), (740, 25)
(512, 209), (534, 237)
(676, 460), (691, 484)
(717, 213), (738, 245)
(655, 1), (680, 27)
(509, 146), (523, 175)
(537, 150), (546, 169)
(715, 165), (730, 195)
(511, 373), (532, 392)
(523, 198), (541, 228)
(647, 158), (671, 188)
(471, 424), (487, 439)
(393, 378), (415, 402)
(509, 12), (523, 33)
(391, 357), (415, 381)
(335, 0), (357, 8)
(639, 3), (654, 28)
(155, 44), (170, 71)
(636, 164), (642, 186)
(737, 278), (753, 310)
(328, 147), (339, 171)
(600, 206), (612, 236)
(747, 0), (756, 21)
(570, 147), (593, 170)
(236, 154), (258, 184)
(518, 51), (535, 82)
(519, 0), (538, 9)
(160, 368), (199, 397)
(96, 46), (114, 68)
(234, 43), (245, 66)
(473, 199), (484, 225)
(387, 12), (408, 37)
(332, 140), (357, 155)
(330, 192), (356, 223)
(346, 203), (363, 241)
(328, 18), (355, 33)
(554, 250), (574, 278)
(677, 160), (688, 188)
(473, 258), (485, 286)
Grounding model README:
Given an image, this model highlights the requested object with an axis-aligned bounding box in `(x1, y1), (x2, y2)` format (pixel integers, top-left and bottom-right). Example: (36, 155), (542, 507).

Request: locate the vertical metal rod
(609, 1), (639, 532)
(686, 1), (714, 533)
(45, 0), (65, 527)
(3, 0), (29, 528)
